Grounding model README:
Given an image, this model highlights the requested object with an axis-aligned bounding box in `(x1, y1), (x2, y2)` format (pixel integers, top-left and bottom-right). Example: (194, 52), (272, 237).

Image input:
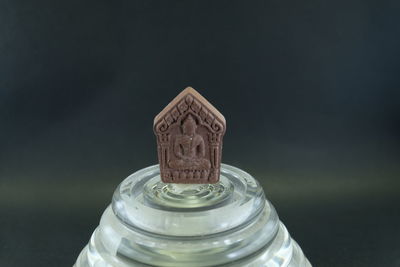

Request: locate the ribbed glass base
(74, 164), (311, 267)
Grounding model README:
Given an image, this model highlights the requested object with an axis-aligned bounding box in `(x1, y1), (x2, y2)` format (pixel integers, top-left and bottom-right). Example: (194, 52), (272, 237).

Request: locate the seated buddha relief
(168, 115), (211, 170)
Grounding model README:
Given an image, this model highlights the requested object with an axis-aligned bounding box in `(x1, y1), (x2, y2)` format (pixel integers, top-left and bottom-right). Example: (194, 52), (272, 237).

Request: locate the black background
(1, 0), (400, 266)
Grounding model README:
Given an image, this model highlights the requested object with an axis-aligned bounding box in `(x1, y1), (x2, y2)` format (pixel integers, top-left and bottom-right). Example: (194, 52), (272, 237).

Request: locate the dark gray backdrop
(1, 0), (399, 266)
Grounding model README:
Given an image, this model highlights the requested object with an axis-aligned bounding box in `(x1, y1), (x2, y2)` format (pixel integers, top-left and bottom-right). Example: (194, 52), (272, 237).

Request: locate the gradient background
(1, 0), (400, 266)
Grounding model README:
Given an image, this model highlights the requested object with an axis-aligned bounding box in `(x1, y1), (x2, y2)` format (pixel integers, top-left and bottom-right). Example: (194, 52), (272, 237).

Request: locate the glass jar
(75, 164), (311, 266)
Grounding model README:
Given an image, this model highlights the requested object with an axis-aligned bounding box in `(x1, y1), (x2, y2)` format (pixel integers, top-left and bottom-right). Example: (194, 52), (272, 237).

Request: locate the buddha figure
(169, 115), (211, 170)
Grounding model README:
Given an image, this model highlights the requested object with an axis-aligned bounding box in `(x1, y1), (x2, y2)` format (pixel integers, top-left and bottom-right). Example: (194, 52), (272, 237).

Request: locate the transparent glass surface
(75, 164), (311, 267)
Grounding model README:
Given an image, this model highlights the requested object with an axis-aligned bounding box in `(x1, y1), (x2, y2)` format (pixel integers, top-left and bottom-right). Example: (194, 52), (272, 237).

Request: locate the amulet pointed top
(153, 87), (226, 184)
